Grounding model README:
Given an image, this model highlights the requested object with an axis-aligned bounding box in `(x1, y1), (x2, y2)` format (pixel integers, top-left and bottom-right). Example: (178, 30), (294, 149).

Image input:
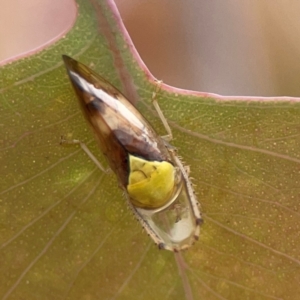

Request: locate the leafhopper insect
(62, 55), (202, 251)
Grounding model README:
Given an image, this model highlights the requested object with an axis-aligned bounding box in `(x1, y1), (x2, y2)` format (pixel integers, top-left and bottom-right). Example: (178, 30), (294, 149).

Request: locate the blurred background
(1, 0), (300, 96)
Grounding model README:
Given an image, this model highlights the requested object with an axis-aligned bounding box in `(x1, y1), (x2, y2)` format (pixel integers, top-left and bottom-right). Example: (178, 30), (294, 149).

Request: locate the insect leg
(170, 149), (203, 234)
(60, 136), (110, 173)
(152, 80), (173, 142)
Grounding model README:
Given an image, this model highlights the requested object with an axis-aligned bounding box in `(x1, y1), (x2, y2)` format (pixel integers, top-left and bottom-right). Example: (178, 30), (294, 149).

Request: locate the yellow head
(127, 155), (175, 209)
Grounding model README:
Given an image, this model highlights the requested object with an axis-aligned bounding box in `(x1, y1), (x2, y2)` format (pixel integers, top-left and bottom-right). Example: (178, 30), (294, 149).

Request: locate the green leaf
(1, 0), (300, 299)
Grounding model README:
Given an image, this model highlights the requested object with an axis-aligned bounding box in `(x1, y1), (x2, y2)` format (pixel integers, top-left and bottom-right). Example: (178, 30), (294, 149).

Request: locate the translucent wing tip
(62, 54), (73, 65)
(62, 54), (80, 74)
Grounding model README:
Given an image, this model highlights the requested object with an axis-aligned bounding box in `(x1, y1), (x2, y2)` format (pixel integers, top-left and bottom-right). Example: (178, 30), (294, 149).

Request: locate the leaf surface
(1, 1), (299, 299)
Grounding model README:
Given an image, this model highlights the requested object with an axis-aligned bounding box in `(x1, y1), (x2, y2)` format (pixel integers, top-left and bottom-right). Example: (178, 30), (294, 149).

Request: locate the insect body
(62, 55), (202, 251)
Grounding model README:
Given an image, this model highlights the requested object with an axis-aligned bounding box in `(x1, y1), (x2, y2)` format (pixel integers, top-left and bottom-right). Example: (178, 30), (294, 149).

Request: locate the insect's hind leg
(151, 80), (173, 142)
(60, 136), (110, 173)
